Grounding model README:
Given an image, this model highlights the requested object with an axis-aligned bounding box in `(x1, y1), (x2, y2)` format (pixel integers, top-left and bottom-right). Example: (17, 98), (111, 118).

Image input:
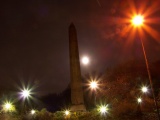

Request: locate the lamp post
(89, 80), (98, 104)
(132, 15), (160, 119)
(64, 110), (70, 119)
(136, 97), (142, 116)
(98, 104), (109, 120)
(20, 88), (31, 114)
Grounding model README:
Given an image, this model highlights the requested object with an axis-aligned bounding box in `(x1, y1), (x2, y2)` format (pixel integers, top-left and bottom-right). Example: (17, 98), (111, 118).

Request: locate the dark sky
(0, 0), (160, 95)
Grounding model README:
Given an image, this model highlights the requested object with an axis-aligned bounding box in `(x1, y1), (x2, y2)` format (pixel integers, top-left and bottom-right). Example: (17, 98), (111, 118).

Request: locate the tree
(99, 60), (156, 116)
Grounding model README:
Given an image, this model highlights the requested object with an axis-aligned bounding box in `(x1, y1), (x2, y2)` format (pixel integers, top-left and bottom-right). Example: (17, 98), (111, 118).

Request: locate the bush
(112, 100), (137, 117)
(35, 108), (53, 120)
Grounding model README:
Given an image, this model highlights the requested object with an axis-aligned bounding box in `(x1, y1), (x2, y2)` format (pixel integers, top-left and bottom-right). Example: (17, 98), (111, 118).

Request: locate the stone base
(70, 104), (86, 112)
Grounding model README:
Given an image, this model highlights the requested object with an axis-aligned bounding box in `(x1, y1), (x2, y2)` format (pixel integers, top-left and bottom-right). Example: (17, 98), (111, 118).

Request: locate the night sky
(0, 0), (160, 96)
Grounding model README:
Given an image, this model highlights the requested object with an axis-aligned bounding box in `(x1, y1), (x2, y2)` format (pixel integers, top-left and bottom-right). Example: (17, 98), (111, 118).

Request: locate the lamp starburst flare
(137, 98), (142, 103)
(21, 89), (31, 98)
(141, 86), (148, 93)
(132, 15), (144, 26)
(64, 110), (70, 116)
(2, 101), (15, 112)
(89, 81), (98, 90)
(31, 109), (36, 115)
(98, 104), (109, 115)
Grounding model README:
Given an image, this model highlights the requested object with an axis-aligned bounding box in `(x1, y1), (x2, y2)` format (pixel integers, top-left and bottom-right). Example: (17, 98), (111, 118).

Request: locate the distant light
(137, 98), (142, 103)
(100, 106), (106, 113)
(132, 15), (144, 26)
(31, 110), (36, 115)
(82, 56), (89, 65)
(21, 89), (31, 98)
(141, 86), (148, 93)
(90, 81), (98, 90)
(65, 110), (70, 116)
(5, 103), (11, 110)
(98, 105), (109, 115)
(3, 101), (15, 112)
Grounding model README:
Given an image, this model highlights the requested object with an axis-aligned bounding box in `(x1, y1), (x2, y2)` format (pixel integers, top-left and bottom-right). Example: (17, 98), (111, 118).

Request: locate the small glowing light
(100, 106), (106, 113)
(132, 15), (144, 26)
(137, 98), (142, 103)
(21, 89), (31, 98)
(90, 81), (98, 89)
(98, 105), (109, 114)
(65, 110), (70, 116)
(141, 86), (148, 93)
(3, 101), (15, 112)
(82, 56), (89, 65)
(5, 103), (11, 110)
(31, 110), (36, 115)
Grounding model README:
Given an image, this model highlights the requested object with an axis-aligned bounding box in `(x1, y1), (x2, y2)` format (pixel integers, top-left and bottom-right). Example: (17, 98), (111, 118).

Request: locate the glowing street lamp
(131, 15), (160, 119)
(132, 15), (144, 26)
(89, 80), (99, 104)
(89, 80), (98, 90)
(31, 109), (36, 115)
(141, 86), (148, 93)
(4, 103), (12, 110)
(137, 98), (142, 103)
(19, 88), (32, 114)
(64, 110), (70, 119)
(98, 105), (109, 115)
(3, 101), (15, 112)
(64, 110), (70, 116)
(21, 89), (31, 99)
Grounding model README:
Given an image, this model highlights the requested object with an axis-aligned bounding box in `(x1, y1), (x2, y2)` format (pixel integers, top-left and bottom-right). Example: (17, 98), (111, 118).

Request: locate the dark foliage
(40, 86), (71, 112)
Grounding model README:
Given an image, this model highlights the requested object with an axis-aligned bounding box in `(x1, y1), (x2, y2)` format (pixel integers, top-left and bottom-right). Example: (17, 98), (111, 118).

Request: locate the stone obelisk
(69, 23), (86, 111)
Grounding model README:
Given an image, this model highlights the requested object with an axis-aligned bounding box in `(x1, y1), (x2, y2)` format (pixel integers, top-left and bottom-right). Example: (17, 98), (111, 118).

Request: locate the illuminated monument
(69, 23), (86, 111)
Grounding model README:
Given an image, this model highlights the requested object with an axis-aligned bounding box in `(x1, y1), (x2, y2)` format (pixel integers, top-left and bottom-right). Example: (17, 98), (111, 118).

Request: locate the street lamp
(89, 80), (98, 90)
(20, 88), (32, 114)
(137, 98), (142, 103)
(4, 102), (12, 111)
(141, 86), (148, 93)
(2, 101), (15, 113)
(64, 110), (70, 116)
(31, 109), (36, 115)
(132, 15), (144, 26)
(132, 15), (160, 119)
(98, 104), (109, 115)
(89, 80), (99, 103)
(63, 109), (70, 119)
(21, 89), (31, 99)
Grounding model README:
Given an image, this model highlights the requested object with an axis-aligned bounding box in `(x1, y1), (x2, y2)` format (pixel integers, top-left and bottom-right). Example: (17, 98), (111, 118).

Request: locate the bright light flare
(98, 105), (109, 115)
(31, 109), (36, 115)
(18, 83), (35, 102)
(119, 1), (160, 45)
(21, 89), (31, 98)
(5, 103), (11, 110)
(64, 110), (70, 116)
(137, 98), (142, 103)
(89, 81), (98, 90)
(141, 86), (148, 93)
(82, 56), (89, 65)
(2, 101), (15, 112)
(132, 15), (144, 26)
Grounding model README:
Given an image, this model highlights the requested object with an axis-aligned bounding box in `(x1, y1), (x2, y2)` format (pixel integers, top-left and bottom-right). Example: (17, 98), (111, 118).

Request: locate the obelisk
(69, 23), (86, 111)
